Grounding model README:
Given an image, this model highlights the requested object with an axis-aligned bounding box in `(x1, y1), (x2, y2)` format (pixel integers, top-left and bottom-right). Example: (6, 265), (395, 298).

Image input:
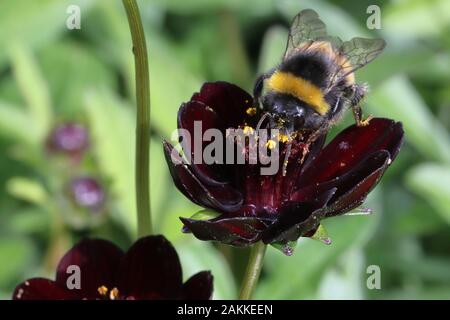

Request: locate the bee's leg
(350, 84), (372, 127)
(253, 70), (274, 103)
(253, 74), (266, 102)
(351, 105), (370, 126)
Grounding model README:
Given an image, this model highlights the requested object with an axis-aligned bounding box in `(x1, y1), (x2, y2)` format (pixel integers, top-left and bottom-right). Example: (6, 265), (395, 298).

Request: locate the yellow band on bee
(267, 71), (330, 115)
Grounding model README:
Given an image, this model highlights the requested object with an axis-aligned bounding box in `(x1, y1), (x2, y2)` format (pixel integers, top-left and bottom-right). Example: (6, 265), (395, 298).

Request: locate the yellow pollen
(246, 107), (257, 116)
(243, 125), (254, 135)
(278, 134), (290, 143)
(109, 287), (119, 300)
(98, 285), (108, 296)
(265, 139), (277, 150)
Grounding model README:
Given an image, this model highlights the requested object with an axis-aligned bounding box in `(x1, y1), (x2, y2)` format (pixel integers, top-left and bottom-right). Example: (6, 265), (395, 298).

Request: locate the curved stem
(122, 0), (152, 237)
(238, 242), (267, 300)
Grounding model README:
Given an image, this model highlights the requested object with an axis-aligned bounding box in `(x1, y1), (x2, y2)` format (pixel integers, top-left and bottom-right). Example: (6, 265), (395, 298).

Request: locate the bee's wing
(284, 9), (329, 59)
(284, 10), (385, 89)
(328, 37), (386, 88)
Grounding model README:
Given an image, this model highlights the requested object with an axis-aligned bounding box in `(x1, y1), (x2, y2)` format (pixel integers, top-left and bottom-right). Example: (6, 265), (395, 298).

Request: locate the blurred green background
(1, 0), (450, 300)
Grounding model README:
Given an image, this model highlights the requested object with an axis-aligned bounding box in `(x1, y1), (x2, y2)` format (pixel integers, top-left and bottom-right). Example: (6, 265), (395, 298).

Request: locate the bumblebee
(253, 9), (385, 135)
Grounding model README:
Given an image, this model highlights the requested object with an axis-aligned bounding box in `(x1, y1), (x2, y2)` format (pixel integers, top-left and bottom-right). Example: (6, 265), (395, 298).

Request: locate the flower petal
(268, 151), (393, 245)
(55, 239), (124, 299)
(262, 188), (336, 244)
(178, 101), (230, 186)
(164, 140), (243, 212)
(13, 278), (75, 300)
(180, 216), (273, 246)
(324, 151), (391, 216)
(190, 82), (254, 129)
(181, 271), (213, 300)
(281, 133), (328, 198)
(298, 118), (404, 188)
(293, 150), (390, 216)
(117, 235), (182, 299)
(298, 133), (328, 173)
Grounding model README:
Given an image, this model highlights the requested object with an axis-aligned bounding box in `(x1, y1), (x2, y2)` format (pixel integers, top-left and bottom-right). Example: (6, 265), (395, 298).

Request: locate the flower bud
(46, 123), (89, 158)
(69, 177), (105, 212)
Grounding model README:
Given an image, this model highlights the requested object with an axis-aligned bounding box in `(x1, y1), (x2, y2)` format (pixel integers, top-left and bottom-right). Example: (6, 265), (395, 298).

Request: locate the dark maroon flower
(46, 123), (89, 159)
(13, 235), (213, 300)
(69, 177), (105, 212)
(163, 82), (404, 250)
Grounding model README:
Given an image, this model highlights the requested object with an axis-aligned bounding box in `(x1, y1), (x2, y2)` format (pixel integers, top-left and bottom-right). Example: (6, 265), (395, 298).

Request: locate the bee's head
(260, 92), (325, 131)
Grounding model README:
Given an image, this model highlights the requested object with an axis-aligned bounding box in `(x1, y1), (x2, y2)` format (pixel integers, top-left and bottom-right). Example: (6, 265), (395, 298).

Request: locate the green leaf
(189, 209), (221, 221)
(119, 33), (203, 138)
(85, 1), (136, 98)
(271, 240), (298, 256)
(84, 89), (136, 234)
(0, 101), (38, 145)
(393, 201), (444, 236)
(143, 0), (274, 15)
(38, 41), (115, 115)
(150, 138), (170, 229)
(84, 88), (168, 235)
(346, 207), (373, 216)
(406, 163), (450, 224)
(256, 216), (378, 299)
(6, 177), (48, 206)
(311, 223), (332, 245)
(357, 49), (432, 86)
(6, 209), (49, 234)
(0, 0), (94, 68)
(9, 43), (52, 140)
(384, 0), (450, 39)
(175, 238), (237, 299)
(409, 53), (450, 83)
(91, 3), (202, 138)
(255, 190), (381, 299)
(159, 186), (202, 241)
(0, 237), (35, 289)
(148, 34), (203, 137)
(317, 249), (365, 299)
(399, 256), (450, 284)
(367, 75), (450, 164)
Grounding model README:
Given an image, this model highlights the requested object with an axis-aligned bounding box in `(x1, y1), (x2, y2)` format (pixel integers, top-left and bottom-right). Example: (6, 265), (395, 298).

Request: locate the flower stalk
(122, 0), (152, 237)
(238, 242), (267, 300)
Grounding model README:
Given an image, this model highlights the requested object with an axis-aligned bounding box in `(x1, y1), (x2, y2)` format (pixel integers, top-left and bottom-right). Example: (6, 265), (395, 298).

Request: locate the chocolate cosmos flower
(163, 82), (404, 249)
(13, 235), (213, 300)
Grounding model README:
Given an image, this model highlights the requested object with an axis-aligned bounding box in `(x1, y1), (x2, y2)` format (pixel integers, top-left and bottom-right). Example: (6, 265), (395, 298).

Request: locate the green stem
(238, 242), (267, 300)
(122, 0), (152, 237)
